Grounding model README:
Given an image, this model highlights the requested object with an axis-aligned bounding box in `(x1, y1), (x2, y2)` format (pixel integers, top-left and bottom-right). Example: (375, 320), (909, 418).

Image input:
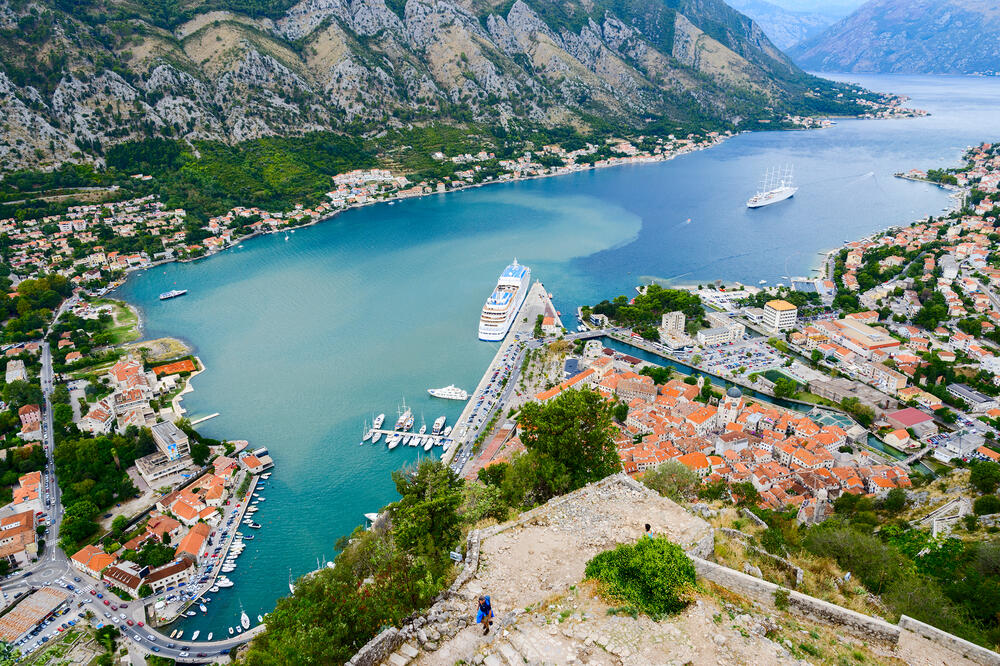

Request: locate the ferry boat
(159, 289), (188, 301)
(747, 166), (797, 208)
(432, 416), (446, 435)
(479, 259), (531, 341)
(428, 385), (468, 401)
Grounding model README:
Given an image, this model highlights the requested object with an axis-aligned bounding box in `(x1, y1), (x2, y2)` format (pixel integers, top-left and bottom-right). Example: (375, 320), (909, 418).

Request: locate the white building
(763, 300), (798, 332)
(658, 311), (685, 338)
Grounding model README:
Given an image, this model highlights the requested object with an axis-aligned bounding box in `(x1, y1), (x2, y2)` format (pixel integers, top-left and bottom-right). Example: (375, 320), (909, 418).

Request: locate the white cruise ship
(479, 259), (531, 341)
(747, 166), (797, 209)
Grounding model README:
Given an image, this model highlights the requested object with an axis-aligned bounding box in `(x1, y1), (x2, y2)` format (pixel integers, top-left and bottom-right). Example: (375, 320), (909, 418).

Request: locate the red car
(57, 627), (64, 632)
(89, 590), (96, 595)
(137, 621), (144, 627)
(126, 620), (133, 626)
(103, 600), (109, 606)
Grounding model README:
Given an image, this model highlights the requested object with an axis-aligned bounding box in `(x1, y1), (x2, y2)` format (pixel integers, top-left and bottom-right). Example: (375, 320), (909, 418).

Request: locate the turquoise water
(113, 74), (1000, 636)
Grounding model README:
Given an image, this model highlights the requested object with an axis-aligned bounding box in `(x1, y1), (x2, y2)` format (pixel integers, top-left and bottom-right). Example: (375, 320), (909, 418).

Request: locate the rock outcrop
(0, 0), (850, 172)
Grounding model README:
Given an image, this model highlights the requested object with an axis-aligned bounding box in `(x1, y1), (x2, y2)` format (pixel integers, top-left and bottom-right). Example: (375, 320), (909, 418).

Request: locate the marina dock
(364, 429), (451, 448)
(152, 474), (261, 627)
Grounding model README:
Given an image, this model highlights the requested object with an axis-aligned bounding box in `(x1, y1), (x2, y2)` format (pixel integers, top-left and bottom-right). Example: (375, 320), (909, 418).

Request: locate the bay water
(114, 74), (1000, 635)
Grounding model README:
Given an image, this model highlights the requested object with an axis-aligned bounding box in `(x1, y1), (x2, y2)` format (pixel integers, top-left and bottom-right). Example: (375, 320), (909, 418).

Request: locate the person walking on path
(642, 523), (652, 539)
(477, 595), (494, 635)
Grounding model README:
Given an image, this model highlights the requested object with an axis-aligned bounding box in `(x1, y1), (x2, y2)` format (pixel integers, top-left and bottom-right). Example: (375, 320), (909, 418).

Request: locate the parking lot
(675, 337), (785, 378)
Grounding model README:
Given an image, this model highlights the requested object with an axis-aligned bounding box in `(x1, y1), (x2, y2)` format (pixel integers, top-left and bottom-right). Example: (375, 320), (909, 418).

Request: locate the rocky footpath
(353, 474), (990, 666)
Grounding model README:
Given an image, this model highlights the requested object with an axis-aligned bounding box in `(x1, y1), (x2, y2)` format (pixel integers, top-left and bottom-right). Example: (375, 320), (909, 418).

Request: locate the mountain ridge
(0, 0), (873, 173)
(790, 0), (1000, 75)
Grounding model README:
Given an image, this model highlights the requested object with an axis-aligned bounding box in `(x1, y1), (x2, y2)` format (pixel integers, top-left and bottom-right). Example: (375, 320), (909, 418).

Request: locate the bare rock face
(0, 0), (831, 171)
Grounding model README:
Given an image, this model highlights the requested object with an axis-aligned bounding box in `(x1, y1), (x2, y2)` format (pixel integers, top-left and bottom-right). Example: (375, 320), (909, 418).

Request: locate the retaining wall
(899, 616), (1000, 666)
(692, 556), (901, 644)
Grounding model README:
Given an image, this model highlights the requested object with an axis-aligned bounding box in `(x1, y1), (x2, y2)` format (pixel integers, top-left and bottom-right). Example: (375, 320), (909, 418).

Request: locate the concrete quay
(443, 281), (557, 472)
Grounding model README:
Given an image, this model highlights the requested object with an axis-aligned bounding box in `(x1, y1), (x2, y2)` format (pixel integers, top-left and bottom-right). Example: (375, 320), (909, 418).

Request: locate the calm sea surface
(114, 74), (1000, 634)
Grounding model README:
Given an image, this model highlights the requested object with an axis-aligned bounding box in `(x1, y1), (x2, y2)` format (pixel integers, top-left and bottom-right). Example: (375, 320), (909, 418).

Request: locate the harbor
(443, 280), (562, 473)
(150, 472), (271, 639)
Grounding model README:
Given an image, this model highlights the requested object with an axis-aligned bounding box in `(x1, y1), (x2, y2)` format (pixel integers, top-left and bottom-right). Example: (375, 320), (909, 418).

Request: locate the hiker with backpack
(476, 595), (494, 635)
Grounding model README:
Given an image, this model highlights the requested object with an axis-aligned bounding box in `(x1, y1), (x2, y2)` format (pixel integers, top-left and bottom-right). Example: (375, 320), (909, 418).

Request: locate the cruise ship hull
(479, 261), (531, 341)
(478, 281), (528, 341)
(747, 186), (797, 209)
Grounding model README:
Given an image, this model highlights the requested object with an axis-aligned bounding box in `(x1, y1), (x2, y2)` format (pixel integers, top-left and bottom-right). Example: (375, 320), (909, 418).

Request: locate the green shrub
(584, 537), (695, 617)
(974, 495), (1000, 516)
(774, 586), (790, 611)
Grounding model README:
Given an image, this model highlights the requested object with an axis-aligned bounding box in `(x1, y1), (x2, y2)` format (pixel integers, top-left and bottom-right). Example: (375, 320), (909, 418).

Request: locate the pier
(364, 429), (451, 449)
(443, 281), (560, 473)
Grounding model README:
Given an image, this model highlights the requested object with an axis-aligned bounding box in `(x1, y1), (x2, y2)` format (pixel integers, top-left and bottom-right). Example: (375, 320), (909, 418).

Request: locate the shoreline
(95, 109), (956, 628)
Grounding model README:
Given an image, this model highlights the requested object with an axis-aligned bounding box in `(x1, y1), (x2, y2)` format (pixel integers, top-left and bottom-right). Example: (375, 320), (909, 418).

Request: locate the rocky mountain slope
(791, 0), (1000, 74)
(0, 0), (863, 172)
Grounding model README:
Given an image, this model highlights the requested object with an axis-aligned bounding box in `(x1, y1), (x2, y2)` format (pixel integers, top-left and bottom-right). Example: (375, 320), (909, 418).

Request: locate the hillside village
(0, 133), (733, 296)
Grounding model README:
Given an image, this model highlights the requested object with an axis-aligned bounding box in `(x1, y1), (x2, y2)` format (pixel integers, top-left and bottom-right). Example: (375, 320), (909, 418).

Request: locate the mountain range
(0, 0), (866, 173)
(724, 0), (863, 51)
(791, 0), (1000, 74)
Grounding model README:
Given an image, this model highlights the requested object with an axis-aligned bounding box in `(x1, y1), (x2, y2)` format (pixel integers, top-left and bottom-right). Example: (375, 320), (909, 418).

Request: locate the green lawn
(93, 298), (140, 345)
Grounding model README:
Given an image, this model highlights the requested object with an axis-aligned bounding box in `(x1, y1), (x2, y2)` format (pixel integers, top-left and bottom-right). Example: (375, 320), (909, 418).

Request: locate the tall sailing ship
(478, 259), (531, 341)
(747, 165), (797, 208)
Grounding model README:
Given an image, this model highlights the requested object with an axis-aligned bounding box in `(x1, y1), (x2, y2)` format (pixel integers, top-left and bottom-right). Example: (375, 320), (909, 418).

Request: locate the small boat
(443, 426), (452, 437)
(191, 630), (200, 640)
(289, 570), (295, 594)
(423, 438), (434, 452)
(257, 614), (264, 623)
(372, 431), (383, 444)
(176, 631), (183, 639)
(243, 534), (255, 540)
(236, 626), (243, 634)
(159, 289), (188, 301)
(373, 413), (385, 429)
(185, 611), (196, 617)
(387, 434), (400, 450)
(428, 385), (469, 400)
(241, 604), (251, 629)
(170, 630), (178, 639)
(207, 633), (213, 641)
(204, 597), (212, 602)
(210, 586), (219, 593)
(200, 604), (208, 613)
(229, 627), (234, 636)
(432, 416), (446, 435)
